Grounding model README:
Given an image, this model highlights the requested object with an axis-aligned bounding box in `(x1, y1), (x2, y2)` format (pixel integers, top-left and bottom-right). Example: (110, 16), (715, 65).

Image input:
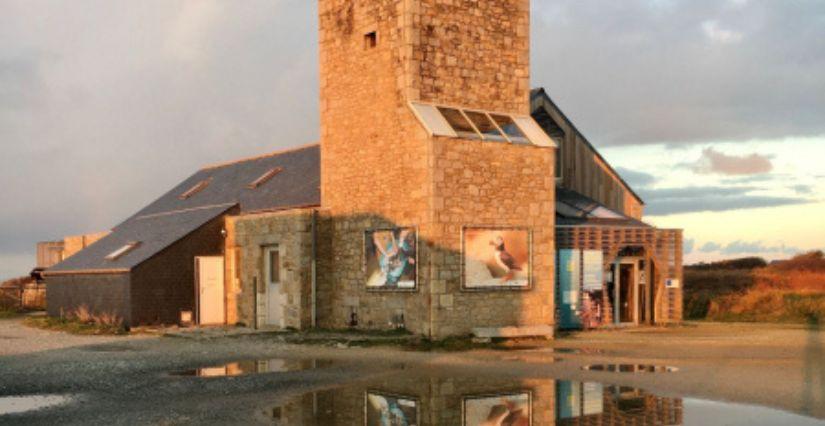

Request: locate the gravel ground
(0, 317), (146, 356)
(0, 319), (823, 425)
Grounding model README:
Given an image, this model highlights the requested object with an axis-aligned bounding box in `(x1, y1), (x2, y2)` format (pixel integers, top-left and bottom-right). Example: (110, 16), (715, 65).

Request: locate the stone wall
(427, 137), (556, 336)
(317, 0), (554, 338)
(413, 0), (531, 114)
(62, 231), (110, 260)
(230, 210), (314, 329)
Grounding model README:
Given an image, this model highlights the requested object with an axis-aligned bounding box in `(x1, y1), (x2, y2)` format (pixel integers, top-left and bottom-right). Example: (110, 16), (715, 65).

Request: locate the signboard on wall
(582, 250), (604, 291)
(666, 278), (681, 289)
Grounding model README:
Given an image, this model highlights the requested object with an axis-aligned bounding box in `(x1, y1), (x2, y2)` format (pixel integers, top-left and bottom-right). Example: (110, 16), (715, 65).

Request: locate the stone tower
(317, 0), (555, 338)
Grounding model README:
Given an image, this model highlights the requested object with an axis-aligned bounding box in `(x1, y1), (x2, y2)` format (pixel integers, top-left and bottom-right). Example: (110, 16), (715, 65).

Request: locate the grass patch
(0, 308), (23, 319)
(23, 315), (128, 335)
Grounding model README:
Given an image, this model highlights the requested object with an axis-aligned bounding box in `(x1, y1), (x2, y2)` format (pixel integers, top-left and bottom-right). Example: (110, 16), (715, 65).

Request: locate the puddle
(81, 344), (140, 353)
(0, 395), (73, 416)
(582, 364), (679, 373)
(551, 347), (605, 355)
(261, 375), (824, 426)
(171, 358), (332, 377)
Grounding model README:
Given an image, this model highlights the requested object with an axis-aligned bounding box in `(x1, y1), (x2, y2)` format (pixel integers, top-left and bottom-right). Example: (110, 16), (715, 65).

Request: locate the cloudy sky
(1, 0), (823, 279)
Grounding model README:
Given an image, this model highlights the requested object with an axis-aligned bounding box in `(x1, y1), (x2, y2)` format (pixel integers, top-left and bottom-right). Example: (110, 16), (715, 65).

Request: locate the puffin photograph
(490, 235), (522, 282)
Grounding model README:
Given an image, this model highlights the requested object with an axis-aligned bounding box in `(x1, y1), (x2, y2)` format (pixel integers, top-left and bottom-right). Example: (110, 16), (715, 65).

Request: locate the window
(179, 179), (211, 200)
(269, 249), (280, 283)
(490, 114), (529, 144)
(105, 242), (140, 261)
(409, 101), (557, 147)
(247, 167), (283, 189)
(438, 107), (479, 139)
(364, 31), (377, 49)
(464, 110), (507, 142)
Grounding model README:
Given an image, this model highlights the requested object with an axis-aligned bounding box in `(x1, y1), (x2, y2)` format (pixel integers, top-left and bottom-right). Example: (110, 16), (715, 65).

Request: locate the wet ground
(0, 319), (823, 425)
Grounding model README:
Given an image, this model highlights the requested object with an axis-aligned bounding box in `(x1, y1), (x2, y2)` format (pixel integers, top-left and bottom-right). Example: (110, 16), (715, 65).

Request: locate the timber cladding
(129, 212), (226, 325)
(556, 226), (684, 323)
(46, 273), (131, 324)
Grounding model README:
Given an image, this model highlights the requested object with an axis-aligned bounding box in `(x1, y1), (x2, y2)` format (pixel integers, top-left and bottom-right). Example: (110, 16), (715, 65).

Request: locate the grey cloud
(692, 148), (773, 176)
(641, 186), (811, 215)
(532, 1), (825, 145)
(700, 242), (722, 252)
(0, 0), (319, 279)
(615, 167), (656, 189)
(791, 184), (814, 195)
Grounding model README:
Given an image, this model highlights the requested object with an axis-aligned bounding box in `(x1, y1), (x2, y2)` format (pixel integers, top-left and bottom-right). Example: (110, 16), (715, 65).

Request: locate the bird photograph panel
(463, 228), (530, 289)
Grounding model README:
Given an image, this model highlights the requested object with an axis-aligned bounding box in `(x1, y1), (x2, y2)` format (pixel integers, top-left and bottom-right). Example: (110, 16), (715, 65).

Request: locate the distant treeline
(685, 251), (825, 323)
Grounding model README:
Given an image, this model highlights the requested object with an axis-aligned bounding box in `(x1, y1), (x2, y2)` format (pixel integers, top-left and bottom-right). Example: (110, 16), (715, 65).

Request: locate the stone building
(45, 0), (682, 336)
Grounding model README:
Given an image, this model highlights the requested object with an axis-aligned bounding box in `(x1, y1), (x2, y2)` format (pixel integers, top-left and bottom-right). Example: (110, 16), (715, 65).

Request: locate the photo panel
(463, 391), (531, 426)
(365, 228), (417, 291)
(463, 227), (531, 290)
(365, 392), (419, 426)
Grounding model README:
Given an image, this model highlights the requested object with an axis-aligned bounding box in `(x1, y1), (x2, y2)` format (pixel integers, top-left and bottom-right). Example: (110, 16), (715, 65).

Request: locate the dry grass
(688, 251), (825, 323)
(24, 305), (127, 335)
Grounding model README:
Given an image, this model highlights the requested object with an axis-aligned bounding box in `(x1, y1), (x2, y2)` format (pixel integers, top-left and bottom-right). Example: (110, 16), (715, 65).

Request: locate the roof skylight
(105, 242), (140, 261)
(409, 101), (556, 147)
(248, 167), (283, 189)
(179, 179), (211, 200)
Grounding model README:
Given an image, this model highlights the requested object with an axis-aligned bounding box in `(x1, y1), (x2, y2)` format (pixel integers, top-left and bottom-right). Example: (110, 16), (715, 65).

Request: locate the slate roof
(47, 204), (236, 273)
(556, 187), (650, 228)
(47, 144), (321, 274)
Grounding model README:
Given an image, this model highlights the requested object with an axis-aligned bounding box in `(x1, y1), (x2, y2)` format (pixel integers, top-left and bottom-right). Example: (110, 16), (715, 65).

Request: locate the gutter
(43, 268), (130, 277)
(311, 209), (318, 328)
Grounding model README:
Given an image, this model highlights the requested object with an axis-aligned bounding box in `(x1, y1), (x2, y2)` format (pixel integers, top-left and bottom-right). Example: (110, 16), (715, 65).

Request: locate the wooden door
(196, 256), (225, 325)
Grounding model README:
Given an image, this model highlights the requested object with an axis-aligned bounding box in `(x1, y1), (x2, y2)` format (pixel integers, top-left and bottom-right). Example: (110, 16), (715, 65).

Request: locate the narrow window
(364, 31), (377, 49)
(269, 249), (280, 283)
(179, 179), (211, 200)
(105, 242), (140, 261)
(463, 111), (507, 142)
(437, 107), (480, 139)
(247, 167), (283, 189)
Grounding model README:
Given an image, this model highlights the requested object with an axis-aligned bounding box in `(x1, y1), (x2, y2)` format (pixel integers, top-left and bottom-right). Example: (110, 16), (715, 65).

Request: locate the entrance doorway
(609, 258), (640, 325)
(196, 256), (225, 325)
(263, 246), (285, 328)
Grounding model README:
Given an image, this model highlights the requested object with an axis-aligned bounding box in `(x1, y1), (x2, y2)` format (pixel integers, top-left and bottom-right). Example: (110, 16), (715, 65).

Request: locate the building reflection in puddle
(581, 364), (679, 373)
(262, 376), (683, 426)
(171, 358), (331, 378)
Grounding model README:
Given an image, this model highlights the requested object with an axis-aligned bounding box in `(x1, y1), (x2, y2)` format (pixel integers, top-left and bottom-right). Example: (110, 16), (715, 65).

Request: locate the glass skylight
(179, 179), (211, 200)
(248, 167), (283, 189)
(409, 101), (556, 147)
(105, 242), (140, 261)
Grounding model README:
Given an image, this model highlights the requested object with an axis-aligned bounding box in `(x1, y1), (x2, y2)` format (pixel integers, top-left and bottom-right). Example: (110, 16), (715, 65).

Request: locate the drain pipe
(311, 209), (318, 328)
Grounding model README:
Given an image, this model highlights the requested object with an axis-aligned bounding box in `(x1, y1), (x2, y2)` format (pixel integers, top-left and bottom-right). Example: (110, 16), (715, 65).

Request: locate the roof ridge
(200, 142), (319, 171)
(134, 202), (237, 221)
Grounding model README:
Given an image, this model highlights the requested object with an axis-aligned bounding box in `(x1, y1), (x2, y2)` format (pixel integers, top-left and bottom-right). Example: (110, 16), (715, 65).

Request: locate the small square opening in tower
(364, 31), (377, 49)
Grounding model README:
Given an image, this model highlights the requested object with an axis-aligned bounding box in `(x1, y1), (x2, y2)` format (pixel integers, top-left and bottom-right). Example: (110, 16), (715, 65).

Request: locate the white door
(196, 256), (225, 325)
(264, 246), (285, 328)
